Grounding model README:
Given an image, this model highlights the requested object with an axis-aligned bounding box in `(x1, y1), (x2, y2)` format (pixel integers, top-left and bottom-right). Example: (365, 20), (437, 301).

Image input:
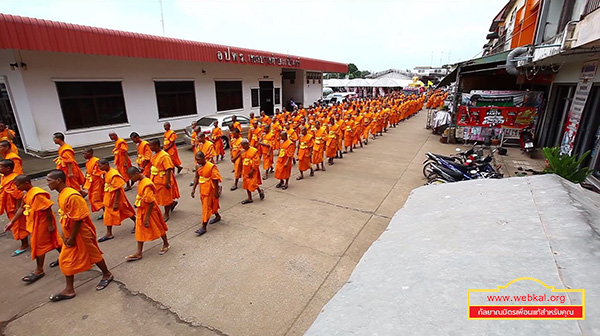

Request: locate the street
(2, 111), (465, 335)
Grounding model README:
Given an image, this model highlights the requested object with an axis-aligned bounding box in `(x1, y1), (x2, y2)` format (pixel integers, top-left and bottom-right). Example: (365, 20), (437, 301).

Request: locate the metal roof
(0, 13), (348, 73)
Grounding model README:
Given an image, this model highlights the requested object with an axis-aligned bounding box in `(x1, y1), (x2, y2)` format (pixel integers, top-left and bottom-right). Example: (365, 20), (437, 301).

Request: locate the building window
(155, 81), (197, 118)
(215, 81), (243, 111)
(56, 81), (128, 130)
(275, 88), (281, 104)
(251, 88), (259, 108)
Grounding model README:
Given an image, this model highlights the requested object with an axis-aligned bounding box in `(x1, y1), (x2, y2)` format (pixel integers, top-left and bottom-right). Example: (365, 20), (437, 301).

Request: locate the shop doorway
(537, 84), (576, 148)
(0, 78), (23, 149)
(260, 81), (274, 116)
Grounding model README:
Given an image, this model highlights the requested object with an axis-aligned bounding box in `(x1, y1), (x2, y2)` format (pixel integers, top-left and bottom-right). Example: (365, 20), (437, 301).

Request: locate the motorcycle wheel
(427, 178), (447, 185)
(422, 162), (437, 179)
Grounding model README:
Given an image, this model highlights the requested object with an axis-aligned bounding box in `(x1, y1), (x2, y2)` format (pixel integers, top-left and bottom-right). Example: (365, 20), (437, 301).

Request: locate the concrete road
(1, 110), (475, 336)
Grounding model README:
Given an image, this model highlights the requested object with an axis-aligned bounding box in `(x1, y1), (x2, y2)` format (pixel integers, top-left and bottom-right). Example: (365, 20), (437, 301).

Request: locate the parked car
(184, 113), (251, 149)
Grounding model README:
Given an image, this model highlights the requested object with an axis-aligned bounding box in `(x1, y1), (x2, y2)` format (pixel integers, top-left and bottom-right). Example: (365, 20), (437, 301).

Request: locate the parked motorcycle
(425, 149), (503, 184)
(520, 127), (535, 157)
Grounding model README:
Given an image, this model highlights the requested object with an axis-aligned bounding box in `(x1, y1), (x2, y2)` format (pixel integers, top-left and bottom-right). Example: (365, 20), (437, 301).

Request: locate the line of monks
(0, 90), (441, 302)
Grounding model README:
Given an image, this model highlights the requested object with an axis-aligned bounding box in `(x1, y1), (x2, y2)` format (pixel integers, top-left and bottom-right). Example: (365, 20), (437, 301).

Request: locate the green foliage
(542, 147), (593, 183)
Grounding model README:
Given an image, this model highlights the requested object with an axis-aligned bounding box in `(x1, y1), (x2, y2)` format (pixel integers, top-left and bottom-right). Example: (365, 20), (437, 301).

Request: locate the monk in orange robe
(212, 120), (226, 162)
(163, 122), (183, 174)
(195, 133), (216, 163)
(7, 175), (61, 283)
(336, 116), (345, 158)
(53, 132), (85, 192)
(109, 132), (132, 190)
(46, 169), (113, 301)
(240, 139), (264, 204)
(230, 128), (243, 191)
(259, 124), (275, 180)
(0, 140), (23, 175)
(97, 159), (136, 241)
(297, 127), (314, 180)
(0, 122), (18, 153)
(274, 132), (295, 190)
(191, 151), (222, 236)
(190, 122), (198, 155)
(353, 113), (364, 149)
(231, 116), (243, 135)
(343, 115), (355, 153)
(1, 159), (29, 256)
(125, 167), (170, 261)
(326, 118), (339, 166)
(312, 121), (327, 172)
(82, 148), (104, 218)
(260, 111), (272, 125)
(130, 132), (152, 178)
(249, 120), (262, 148)
(149, 139), (179, 221)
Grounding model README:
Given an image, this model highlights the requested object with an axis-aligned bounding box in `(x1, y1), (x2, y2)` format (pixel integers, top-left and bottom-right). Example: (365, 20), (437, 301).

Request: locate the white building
(0, 14), (346, 155)
(412, 66), (449, 77)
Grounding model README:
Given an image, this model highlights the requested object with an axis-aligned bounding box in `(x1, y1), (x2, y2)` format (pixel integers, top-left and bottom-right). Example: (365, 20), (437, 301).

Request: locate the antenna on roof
(159, 0), (165, 36)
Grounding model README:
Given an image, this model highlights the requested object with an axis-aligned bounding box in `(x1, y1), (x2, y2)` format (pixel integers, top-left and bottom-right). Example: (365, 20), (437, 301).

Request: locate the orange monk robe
(363, 112), (373, 139)
(150, 150), (180, 206)
(259, 132), (275, 170)
(0, 128), (18, 153)
(0, 172), (28, 240)
(133, 178), (168, 242)
(55, 144), (85, 190)
(298, 133), (313, 172)
(136, 140), (152, 178)
(83, 157), (104, 212)
(326, 124), (339, 158)
(241, 147), (261, 192)
(191, 130), (198, 155)
(353, 115), (363, 145)
(211, 127), (225, 157)
(197, 141), (216, 163)
(102, 168), (135, 226)
(312, 126), (327, 164)
(343, 120), (354, 148)
(196, 162), (222, 223)
(232, 121), (242, 134)
(250, 127), (263, 148)
(336, 119), (345, 150)
(23, 187), (61, 259)
(4, 151), (23, 175)
(286, 127), (298, 143)
(113, 138), (132, 183)
(274, 139), (295, 180)
(261, 115), (272, 125)
(57, 187), (103, 276)
(163, 129), (182, 167)
(231, 137), (243, 179)
(272, 121), (282, 150)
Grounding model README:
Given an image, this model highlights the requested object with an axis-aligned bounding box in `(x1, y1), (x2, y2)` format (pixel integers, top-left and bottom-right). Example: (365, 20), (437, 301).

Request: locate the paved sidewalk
(1, 111), (460, 336)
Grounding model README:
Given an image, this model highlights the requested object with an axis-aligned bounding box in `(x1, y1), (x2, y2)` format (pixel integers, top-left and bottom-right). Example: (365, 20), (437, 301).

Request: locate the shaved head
(15, 174), (31, 184)
(48, 169), (66, 182)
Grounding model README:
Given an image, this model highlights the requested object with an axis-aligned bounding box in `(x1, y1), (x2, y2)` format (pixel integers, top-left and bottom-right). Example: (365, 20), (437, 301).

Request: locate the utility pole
(159, 0), (165, 36)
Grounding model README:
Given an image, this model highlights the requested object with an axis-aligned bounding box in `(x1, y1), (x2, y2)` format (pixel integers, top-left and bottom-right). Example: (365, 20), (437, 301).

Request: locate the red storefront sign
(457, 106), (537, 128)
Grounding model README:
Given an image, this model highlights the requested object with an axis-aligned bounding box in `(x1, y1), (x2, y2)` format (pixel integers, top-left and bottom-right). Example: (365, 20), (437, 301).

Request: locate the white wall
(553, 61), (600, 83)
(304, 79), (323, 107)
(11, 50), (283, 152)
(282, 70), (303, 110)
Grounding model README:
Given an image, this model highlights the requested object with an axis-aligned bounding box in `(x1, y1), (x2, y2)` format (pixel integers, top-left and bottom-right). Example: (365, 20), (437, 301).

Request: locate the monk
(163, 122), (183, 174)
(296, 127), (314, 180)
(259, 124), (275, 180)
(240, 139), (265, 204)
(109, 132), (132, 190)
(231, 115), (242, 135)
(149, 139), (179, 221)
(53, 132), (85, 192)
(196, 133), (216, 164)
(125, 167), (170, 261)
(249, 112), (258, 125)
(6, 175), (61, 283)
(212, 121), (226, 162)
(312, 121), (327, 172)
(343, 115), (354, 153)
(130, 132), (152, 177)
(260, 110), (271, 125)
(326, 118), (338, 166)
(249, 120), (262, 148)
(0, 122), (18, 153)
(46, 169), (113, 301)
(97, 159), (136, 241)
(82, 148), (104, 219)
(230, 128), (243, 191)
(190, 121), (198, 155)
(0, 159), (29, 256)
(191, 151), (222, 236)
(274, 132), (295, 190)
(0, 140), (23, 175)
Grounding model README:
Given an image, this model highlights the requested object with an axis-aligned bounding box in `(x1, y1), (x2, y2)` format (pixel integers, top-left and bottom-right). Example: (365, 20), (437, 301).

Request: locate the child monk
(46, 169), (113, 302)
(230, 128), (243, 191)
(259, 124), (275, 180)
(1, 159), (29, 256)
(191, 151), (222, 236)
(274, 132), (295, 190)
(125, 167), (170, 261)
(130, 132), (152, 177)
(212, 120), (226, 162)
(163, 122), (183, 174)
(82, 148), (104, 220)
(97, 159), (136, 241)
(53, 132), (85, 192)
(149, 139), (179, 221)
(109, 132), (132, 191)
(6, 175), (61, 283)
(0, 140), (23, 175)
(240, 139), (265, 204)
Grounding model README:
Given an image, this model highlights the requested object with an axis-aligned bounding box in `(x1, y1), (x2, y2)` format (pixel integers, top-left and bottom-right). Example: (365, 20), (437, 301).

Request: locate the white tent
(346, 78), (370, 87)
(372, 78), (402, 87)
(323, 79), (349, 87)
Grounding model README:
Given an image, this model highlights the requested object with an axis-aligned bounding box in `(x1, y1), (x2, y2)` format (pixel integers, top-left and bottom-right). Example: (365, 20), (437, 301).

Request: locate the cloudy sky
(0, 0), (507, 71)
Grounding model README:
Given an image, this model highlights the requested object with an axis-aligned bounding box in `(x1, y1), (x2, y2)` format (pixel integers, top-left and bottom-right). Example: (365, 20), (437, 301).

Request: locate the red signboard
(457, 106), (537, 128)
